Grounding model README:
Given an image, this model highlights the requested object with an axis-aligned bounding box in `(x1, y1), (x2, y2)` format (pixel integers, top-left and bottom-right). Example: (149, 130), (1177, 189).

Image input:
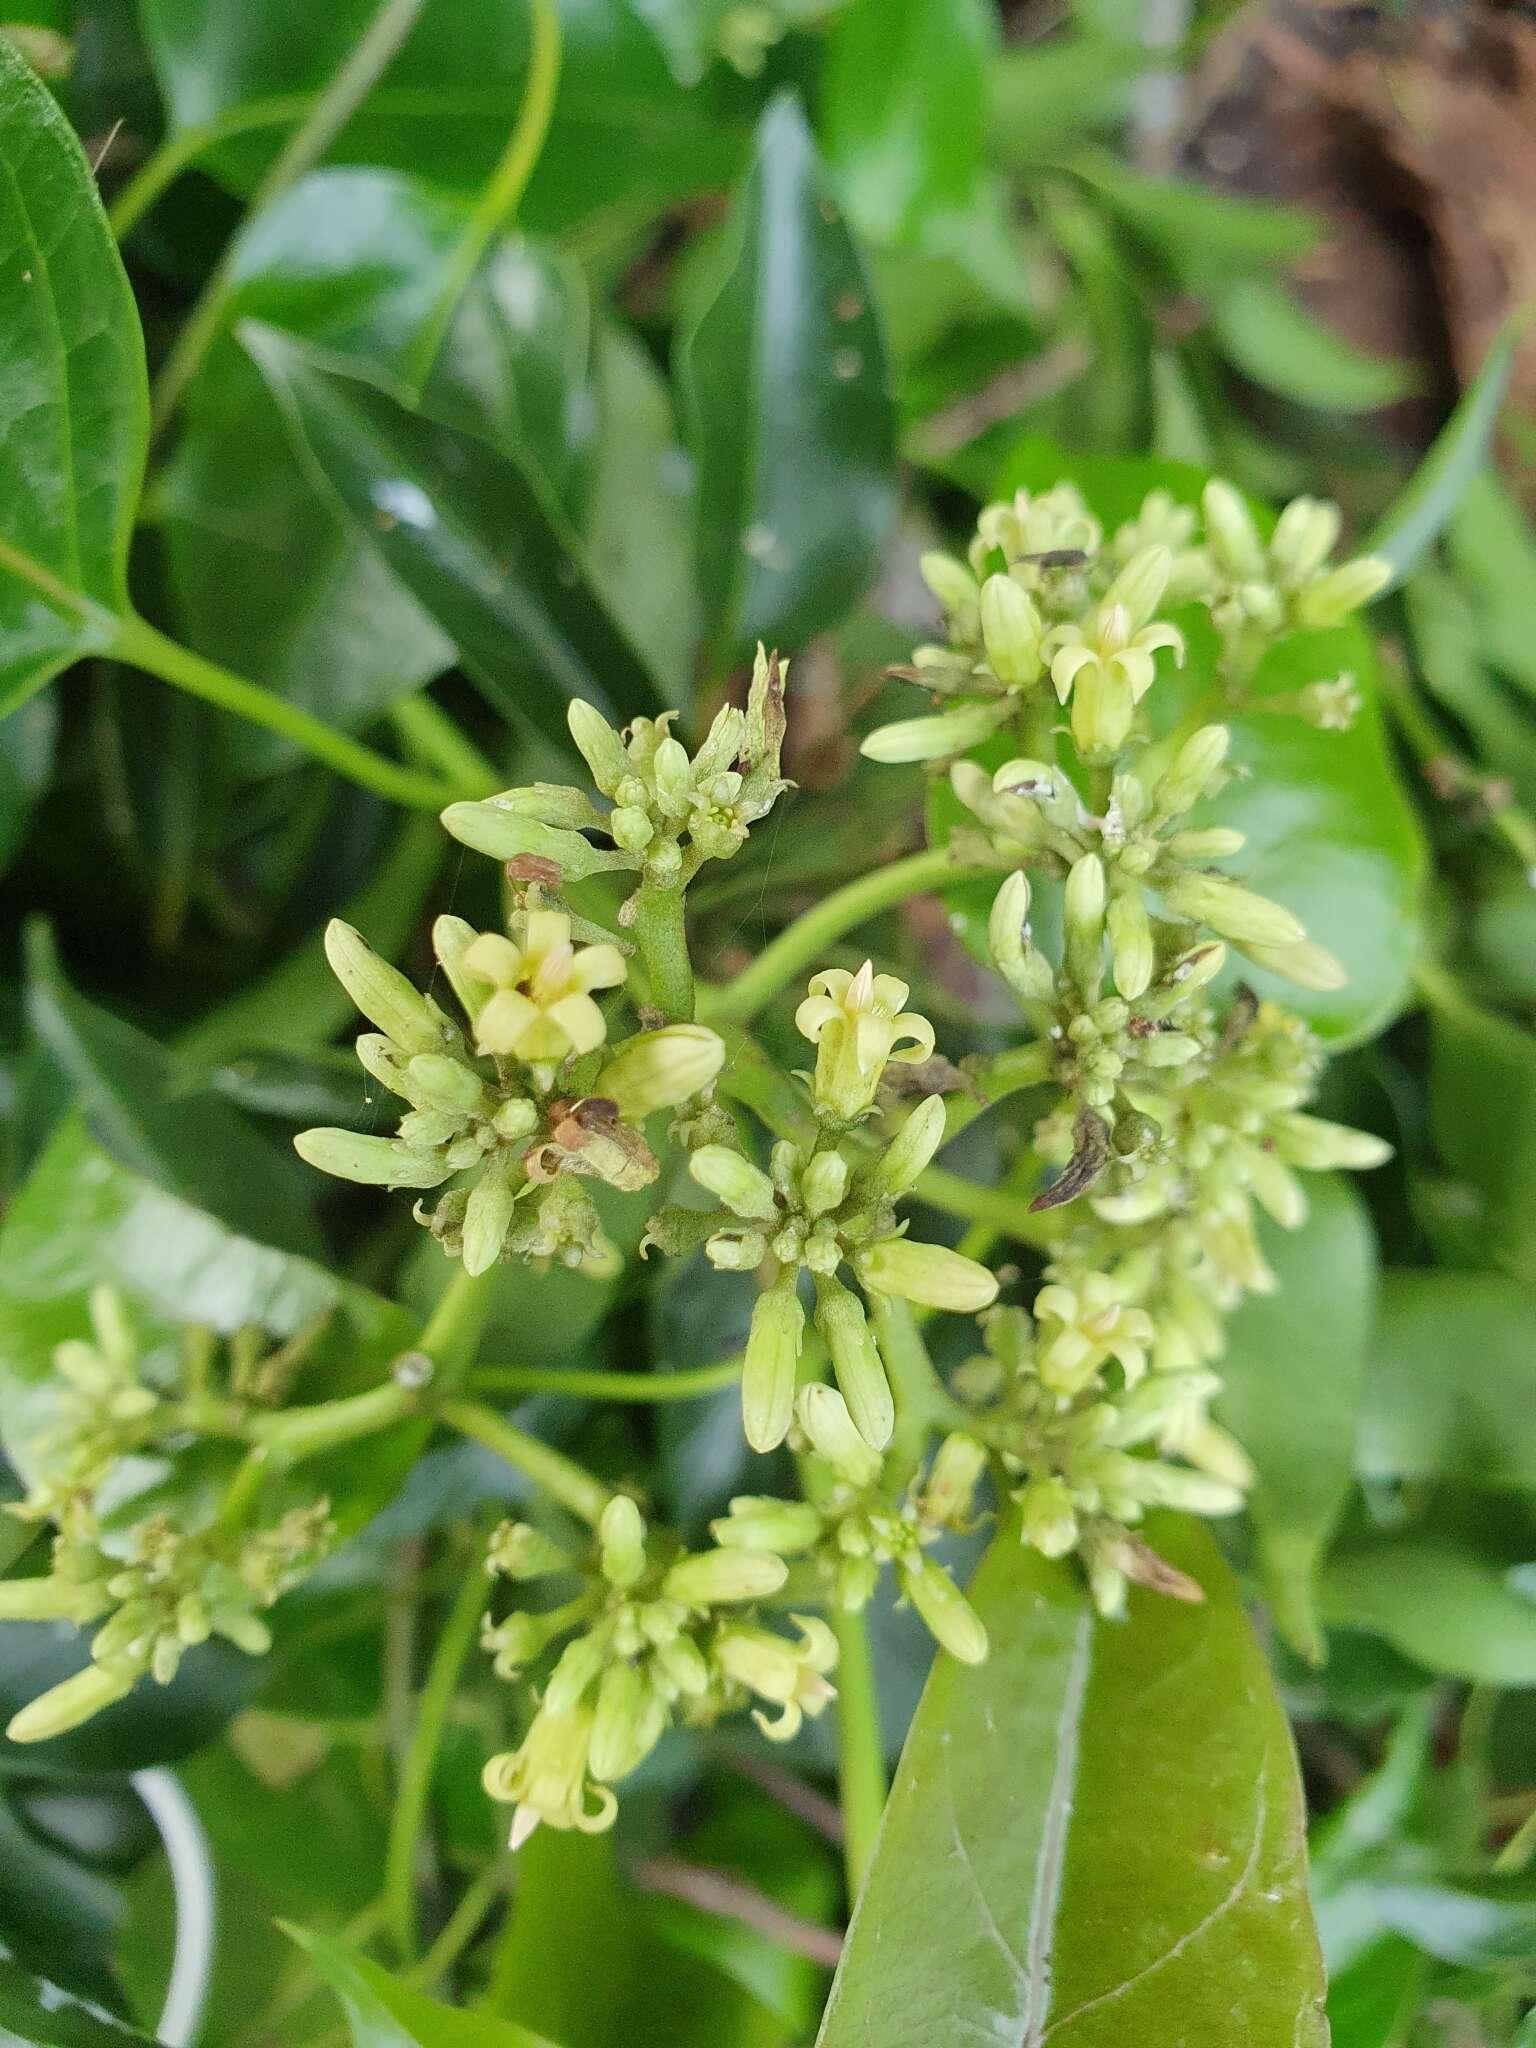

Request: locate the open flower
(795, 962), (935, 1121)
(712, 1615), (838, 1740)
(1033, 1273), (1156, 1395)
(464, 911), (625, 1067)
(1042, 547), (1184, 760)
(483, 1699), (617, 1849)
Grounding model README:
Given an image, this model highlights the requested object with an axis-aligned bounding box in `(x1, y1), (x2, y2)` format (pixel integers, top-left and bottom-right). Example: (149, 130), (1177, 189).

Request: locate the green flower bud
(1064, 854), (1107, 990)
(705, 1229), (768, 1272)
(1272, 1113), (1392, 1171)
(1106, 889), (1154, 1001)
(1162, 872), (1305, 949)
(795, 1384), (882, 1489)
(856, 1238), (998, 1314)
(566, 699), (632, 798)
(662, 1548), (788, 1607)
(1133, 1030), (1201, 1069)
(440, 804), (628, 881)
(293, 1129), (450, 1189)
(1270, 495), (1340, 581)
(1163, 827), (1246, 861)
(652, 736), (691, 817)
(1018, 1475), (1079, 1559)
(1130, 1463), (1246, 1516)
(491, 782), (606, 830)
(860, 698), (1012, 765)
(980, 574), (1042, 685)
(598, 1496), (648, 1590)
(0, 1576), (96, 1622)
(1202, 481), (1265, 579)
(1154, 724), (1229, 817)
(7, 1662), (136, 1744)
(712, 1496), (824, 1554)
(609, 805), (653, 853)
(1294, 555), (1391, 627)
(486, 1522), (572, 1581)
(919, 549), (980, 624)
(866, 1094), (947, 1200)
(741, 1276), (804, 1453)
(594, 1026), (725, 1119)
(988, 869), (1056, 1005)
(432, 915), (489, 1022)
(900, 1559), (988, 1664)
(406, 1053), (486, 1117)
(921, 1433), (988, 1528)
(1236, 935), (1348, 992)
(493, 1097), (540, 1140)
(324, 921), (443, 1054)
(689, 1145), (777, 1220)
(800, 1150), (849, 1217)
(461, 1151), (520, 1276)
(589, 1660), (668, 1782)
(813, 1277), (894, 1449)
(1102, 544), (1170, 631)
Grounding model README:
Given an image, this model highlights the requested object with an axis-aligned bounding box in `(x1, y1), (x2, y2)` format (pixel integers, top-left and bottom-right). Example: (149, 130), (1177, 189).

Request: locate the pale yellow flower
(464, 911), (625, 1065)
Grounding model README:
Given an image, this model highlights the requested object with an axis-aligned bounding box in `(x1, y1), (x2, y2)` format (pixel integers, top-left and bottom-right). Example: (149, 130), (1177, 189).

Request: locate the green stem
(108, 93), (315, 240)
(406, 1861), (509, 1992)
(942, 1040), (1054, 1142)
(470, 1356), (743, 1402)
(109, 611), (457, 811)
(251, 1381), (413, 1464)
(384, 1536), (491, 1961)
(419, 1264), (501, 1390)
(391, 695), (500, 797)
(1379, 645), (1536, 874)
(149, 0), (428, 437)
(830, 1605), (886, 1899)
(440, 1400), (612, 1526)
(699, 849), (986, 1028)
(867, 1294), (955, 1489)
(401, 0), (562, 388)
(914, 1162), (1061, 1250)
(633, 881), (695, 1021)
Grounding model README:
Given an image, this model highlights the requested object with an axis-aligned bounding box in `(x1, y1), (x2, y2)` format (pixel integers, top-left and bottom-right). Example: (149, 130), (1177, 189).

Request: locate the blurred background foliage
(0, 0), (1535, 2042)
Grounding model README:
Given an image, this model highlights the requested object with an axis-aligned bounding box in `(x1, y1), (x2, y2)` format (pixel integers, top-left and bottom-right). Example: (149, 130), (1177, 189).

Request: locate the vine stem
(470, 1356), (743, 1403)
(632, 881), (695, 1021)
(829, 1605), (886, 1900)
(440, 1399), (613, 1526)
(699, 848), (988, 1027)
(149, 0), (429, 438)
(914, 1162), (1062, 1250)
(384, 1533), (492, 1962)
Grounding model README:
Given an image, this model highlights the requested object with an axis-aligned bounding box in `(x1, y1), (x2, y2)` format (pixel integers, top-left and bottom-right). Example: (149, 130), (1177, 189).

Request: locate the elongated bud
(855, 1237), (998, 1313)
(486, 1521), (572, 1580)
(1107, 890), (1154, 1001)
(652, 736), (691, 817)
(491, 782), (605, 830)
(1154, 724), (1229, 817)
(599, 1495), (647, 1589)
(1237, 935), (1348, 992)
(867, 1095), (947, 1199)
(980, 574), (1042, 685)
(1295, 555), (1391, 627)
(796, 1383), (883, 1488)
(919, 549), (980, 622)
(542, 1632), (606, 1717)
(432, 914), (489, 1022)
(900, 1559), (988, 1664)
(440, 804), (626, 880)
(1103, 543), (1170, 630)
(1112, 1370), (1223, 1445)
(742, 1277), (804, 1452)
(1162, 872), (1305, 949)
(712, 1496), (824, 1554)
(813, 1278), (894, 1449)
(589, 1661), (667, 1782)
(0, 1577), (90, 1622)
(1018, 1475), (1079, 1559)
(293, 1129), (450, 1189)
(595, 1026), (725, 1119)
(987, 869), (1053, 1006)
(1163, 827), (1246, 861)
(462, 1152), (520, 1276)
(567, 699), (632, 796)
(8, 1663), (136, 1744)
(1131, 1462), (1246, 1516)
(1272, 1113), (1393, 1171)
(324, 921), (442, 1054)
(1064, 854), (1107, 990)
(800, 1150), (849, 1217)
(921, 1434), (988, 1528)
(663, 1548), (788, 1607)
(860, 699), (1011, 765)
(407, 1053), (486, 1116)
(690, 1144), (777, 1221)
(1270, 495), (1340, 580)
(1202, 480), (1264, 579)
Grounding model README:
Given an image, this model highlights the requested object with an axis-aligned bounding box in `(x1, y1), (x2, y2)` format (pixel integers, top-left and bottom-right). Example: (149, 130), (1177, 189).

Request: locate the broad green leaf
(1208, 278), (1414, 413)
(0, 38), (146, 715)
(1359, 1270), (1536, 1488)
(1066, 150), (1319, 277)
(819, 0), (995, 246)
(987, 39), (1143, 162)
(1423, 981), (1536, 1288)
(1324, 1934), (1427, 2048)
(244, 325), (666, 748)
(1443, 470), (1536, 698)
(817, 1515), (1327, 2048)
(1218, 1175), (1378, 1661)
(679, 93), (896, 664)
(24, 919), (320, 1257)
(0, 1942), (150, 2046)
(286, 1925), (558, 2047)
(1320, 1536), (1536, 1684)
(1367, 318), (1523, 587)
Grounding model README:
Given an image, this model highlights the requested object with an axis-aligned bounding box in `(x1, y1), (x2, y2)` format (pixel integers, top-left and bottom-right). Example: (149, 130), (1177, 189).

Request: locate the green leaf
(1208, 278), (1414, 414)
(1367, 317), (1524, 587)
(0, 688), (56, 872)
(0, 1942), (150, 2046)
(1218, 1175), (1378, 1661)
(244, 324), (666, 749)
(817, 1514), (1328, 2047)
(679, 93), (896, 664)
(286, 1925), (558, 2047)
(1320, 1536), (1536, 1685)
(819, 0), (995, 246)
(987, 39), (1144, 163)
(1066, 151), (1320, 277)
(1359, 1270), (1536, 1489)
(0, 37), (146, 715)
(1424, 982), (1536, 1288)
(1442, 470), (1536, 699)
(1404, 569), (1536, 810)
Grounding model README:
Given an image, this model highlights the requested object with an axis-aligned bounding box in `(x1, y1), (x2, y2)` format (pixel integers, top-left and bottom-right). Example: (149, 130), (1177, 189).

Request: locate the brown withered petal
(1029, 1109), (1112, 1213)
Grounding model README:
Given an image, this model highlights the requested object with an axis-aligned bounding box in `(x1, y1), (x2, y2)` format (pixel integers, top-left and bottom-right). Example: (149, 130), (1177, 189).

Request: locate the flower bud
(1202, 481), (1264, 579)
(1163, 827), (1246, 862)
(1237, 935), (1348, 992)
(486, 1522), (572, 1581)
(7, 1662), (136, 1744)
(980, 574), (1042, 685)
(566, 699), (632, 797)
(742, 1277), (804, 1453)
(1294, 555), (1391, 627)
(799, 1150), (849, 1217)
(405, 1053), (484, 1117)
(860, 699), (1011, 765)
(293, 1129), (450, 1189)
(662, 1548), (787, 1607)
(813, 1278), (894, 1449)
(652, 736), (691, 817)
(900, 1559), (988, 1664)
(1272, 1113), (1392, 1171)
(1103, 544), (1171, 630)
(856, 1238), (998, 1314)
(324, 921), (442, 1054)
(705, 1229), (767, 1272)
(919, 549), (980, 624)
(988, 869), (1056, 1004)
(712, 1496), (824, 1554)
(440, 804), (624, 880)
(1270, 495), (1340, 581)
(921, 1434), (988, 1528)
(1130, 1462), (1246, 1516)
(1106, 889), (1154, 1001)
(599, 1496), (648, 1590)
(1018, 1475), (1079, 1559)
(796, 1384), (883, 1489)
(689, 1145), (777, 1220)
(1162, 872), (1304, 949)
(1064, 854), (1107, 990)
(492, 782), (605, 830)
(461, 1151), (519, 1276)
(866, 1095), (947, 1200)
(1154, 724), (1230, 817)
(431, 914), (488, 1022)
(588, 1660), (667, 1782)
(595, 1026), (725, 1119)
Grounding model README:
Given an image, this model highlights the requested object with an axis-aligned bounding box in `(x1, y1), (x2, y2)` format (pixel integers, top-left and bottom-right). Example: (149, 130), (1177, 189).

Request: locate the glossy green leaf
(1424, 982), (1536, 1288)
(679, 93), (896, 663)
(1218, 1175), (1378, 1661)
(820, 0), (995, 246)
(817, 1515), (1327, 2047)
(0, 1942), (150, 2046)
(1359, 1270), (1536, 1488)
(244, 324), (666, 748)
(286, 1925), (558, 2047)
(0, 37), (146, 715)
(1209, 278), (1414, 413)
(1367, 317), (1523, 587)
(1066, 151), (1320, 276)
(1320, 1536), (1536, 1685)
